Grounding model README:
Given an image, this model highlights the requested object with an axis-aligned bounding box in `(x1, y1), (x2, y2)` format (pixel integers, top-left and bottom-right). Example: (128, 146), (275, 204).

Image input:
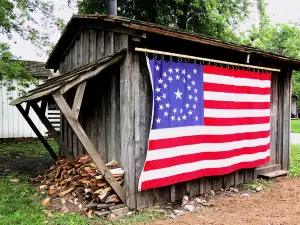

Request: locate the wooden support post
(41, 99), (48, 114)
(52, 91), (126, 204)
(16, 104), (58, 161)
(25, 102), (30, 114)
(31, 102), (74, 161)
(72, 82), (87, 119)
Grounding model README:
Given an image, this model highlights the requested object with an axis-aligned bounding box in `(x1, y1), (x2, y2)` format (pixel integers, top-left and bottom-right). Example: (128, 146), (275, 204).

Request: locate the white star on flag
(155, 87), (161, 92)
(180, 108), (183, 114)
(171, 115), (175, 121)
(173, 108), (177, 114)
(162, 93), (167, 99)
(195, 116), (199, 121)
(156, 96), (161, 102)
(193, 104), (196, 109)
(188, 95), (193, 100)
(187, 85), (191, 90)
(175, 74), (180, 80)
(164, 111), (168, 117)
(175, 68), (179, 73)
(156, 118), (161, 123)
(165, 103), (171, 108)
(163, 83), (168, 89)
(185, 103), (190, 108)
(177, 117), (181, 121)
(159, 105), (164, 110)
(168, 77), (173, 82)
(188, 110), (192, 115)
(174, 89), (183, 99)
(163, 72), (167, 77)
(182, 69), (186, 75)
(168, 68), (173, 73)
(158, 78), (163, 84)
(194, 96), (198, 102)
(182, 115), (187, 120)
(193, 68), (197, 74)
(194, 88), (198, 93)
(187, 74), (191, 79)
(183, 78), (186, 83)
(191, 80), (196, 85)
(155, 65), (160, 71)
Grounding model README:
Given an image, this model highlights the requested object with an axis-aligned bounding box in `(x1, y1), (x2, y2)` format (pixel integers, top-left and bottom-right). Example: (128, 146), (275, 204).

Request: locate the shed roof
(23, 61), (53, 77)
(11, 50), (125, 105)
(46, 14), (300, 69)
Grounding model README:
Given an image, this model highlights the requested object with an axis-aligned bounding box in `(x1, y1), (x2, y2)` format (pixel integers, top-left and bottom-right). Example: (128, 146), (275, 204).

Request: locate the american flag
(138, 58), (271, 191)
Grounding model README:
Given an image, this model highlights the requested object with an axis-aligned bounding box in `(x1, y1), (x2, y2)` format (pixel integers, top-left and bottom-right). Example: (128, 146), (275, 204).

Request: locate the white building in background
(0, 61), (60, 138)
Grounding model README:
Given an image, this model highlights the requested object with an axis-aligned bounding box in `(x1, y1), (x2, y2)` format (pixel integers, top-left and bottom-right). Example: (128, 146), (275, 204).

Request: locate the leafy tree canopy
(0, 0), (61, 94)
(74, 0), (250, 41)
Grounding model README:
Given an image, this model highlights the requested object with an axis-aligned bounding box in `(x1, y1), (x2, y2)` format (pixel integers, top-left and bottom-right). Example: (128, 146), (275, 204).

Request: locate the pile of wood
(33, 155), (124, 206)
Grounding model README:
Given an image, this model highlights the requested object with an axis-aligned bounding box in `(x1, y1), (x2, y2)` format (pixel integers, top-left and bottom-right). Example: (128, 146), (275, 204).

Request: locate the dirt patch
(146, 177), (300, 225)
(0, 156), (54, 177)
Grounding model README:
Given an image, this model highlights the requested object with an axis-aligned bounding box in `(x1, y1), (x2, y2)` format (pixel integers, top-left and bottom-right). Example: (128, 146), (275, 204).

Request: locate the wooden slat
(277, 74), (284, 166)
(282, 68), (292, 170)
(16, 104), (57, 160)
(270, 73), (279, 165)
(258, 170), (288, 179)
(82, 29), (90, 66)
(224, 172), (235, 188)
(212, 176), (224, 190)
(31, 102), (74, 161)
(244, 169), (254, 183)
(118, 34), (136, 208)
(235, 169), (245, 185)
(72, 82), (87, 120)
(96, 30), (105, 60)
(52, 92), (126, 204)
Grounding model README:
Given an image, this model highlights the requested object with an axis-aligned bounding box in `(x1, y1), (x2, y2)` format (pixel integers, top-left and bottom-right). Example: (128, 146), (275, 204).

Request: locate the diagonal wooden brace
(30, 102), (74, 162)
(52, 91), (126, 204)
(17, 103), (58, 161)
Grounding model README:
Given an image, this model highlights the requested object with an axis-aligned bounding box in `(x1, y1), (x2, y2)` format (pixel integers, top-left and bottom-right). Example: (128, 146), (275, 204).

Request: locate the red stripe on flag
(203, 65), (271, 81)
(140, 156), (270, 190)
(204, 100), (270, 109)
(204, 82), (270, 95)
(148, 130), (270, 150)
(204, 116), (270, 126)
(143, 144), (270, 171)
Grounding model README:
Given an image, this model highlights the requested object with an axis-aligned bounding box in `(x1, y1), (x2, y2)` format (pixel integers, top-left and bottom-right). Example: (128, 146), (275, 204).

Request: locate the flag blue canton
(148, 59), (204, 129)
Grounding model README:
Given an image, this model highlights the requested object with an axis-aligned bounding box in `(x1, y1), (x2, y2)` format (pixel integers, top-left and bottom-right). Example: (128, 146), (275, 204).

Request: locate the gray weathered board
(58, 27), (291, 209)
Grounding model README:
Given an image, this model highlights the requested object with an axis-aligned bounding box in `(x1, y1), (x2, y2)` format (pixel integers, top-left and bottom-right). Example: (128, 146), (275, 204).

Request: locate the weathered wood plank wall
(57, 27), (291, 209)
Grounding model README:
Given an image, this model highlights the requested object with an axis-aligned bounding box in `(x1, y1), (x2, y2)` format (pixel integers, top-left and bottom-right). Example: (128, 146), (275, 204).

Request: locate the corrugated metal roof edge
(46, 14), (300, 69)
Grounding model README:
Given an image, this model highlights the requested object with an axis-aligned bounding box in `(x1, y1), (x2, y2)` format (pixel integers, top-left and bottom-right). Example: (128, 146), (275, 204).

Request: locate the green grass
(0, 140), (59, 159)
(289, 144), (300, 177)
(0, 175), (89, 225)
(291, 119), (300, 133)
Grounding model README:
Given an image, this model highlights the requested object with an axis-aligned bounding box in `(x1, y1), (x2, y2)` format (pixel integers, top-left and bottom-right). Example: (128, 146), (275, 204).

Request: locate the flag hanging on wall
(138, 58), (271, 191)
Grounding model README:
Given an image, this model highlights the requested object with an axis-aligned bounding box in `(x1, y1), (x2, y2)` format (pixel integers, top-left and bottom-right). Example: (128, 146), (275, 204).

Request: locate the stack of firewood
(33, 155), (124, 205)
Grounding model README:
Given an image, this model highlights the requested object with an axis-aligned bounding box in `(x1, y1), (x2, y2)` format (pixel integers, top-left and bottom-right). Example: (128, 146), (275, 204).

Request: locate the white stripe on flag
(149, 123), (270, 140)
(203, 73), (271, 88)
(140, 150), (270, 182)
(204, 109), (270, 118)
(204, 91), (270, 102)
(147, 137), (270, 161)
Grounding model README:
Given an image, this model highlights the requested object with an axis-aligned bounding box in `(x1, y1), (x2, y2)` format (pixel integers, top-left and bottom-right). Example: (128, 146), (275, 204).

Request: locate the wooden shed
(11, 15), (300, 209)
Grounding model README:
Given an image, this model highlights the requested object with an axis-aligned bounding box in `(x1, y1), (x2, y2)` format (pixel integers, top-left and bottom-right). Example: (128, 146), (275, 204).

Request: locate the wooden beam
(59, 52), (124, 94)
(16, 104), (58, 161)
(25, 102), (30, 115)
(52, 91), (126, 204)
(30, 102), (74, 162)
(72, 82), (87, 119)
(41, 99), (48, 114)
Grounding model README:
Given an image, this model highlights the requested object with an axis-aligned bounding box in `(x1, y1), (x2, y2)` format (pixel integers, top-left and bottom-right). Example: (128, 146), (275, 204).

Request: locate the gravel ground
(146, 177), (300, 225)
(291, 133), (300, 144)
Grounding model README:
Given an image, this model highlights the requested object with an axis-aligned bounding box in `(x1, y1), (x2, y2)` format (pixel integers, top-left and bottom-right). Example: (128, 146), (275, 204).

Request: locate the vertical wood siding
(0, 78), (47, 138)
